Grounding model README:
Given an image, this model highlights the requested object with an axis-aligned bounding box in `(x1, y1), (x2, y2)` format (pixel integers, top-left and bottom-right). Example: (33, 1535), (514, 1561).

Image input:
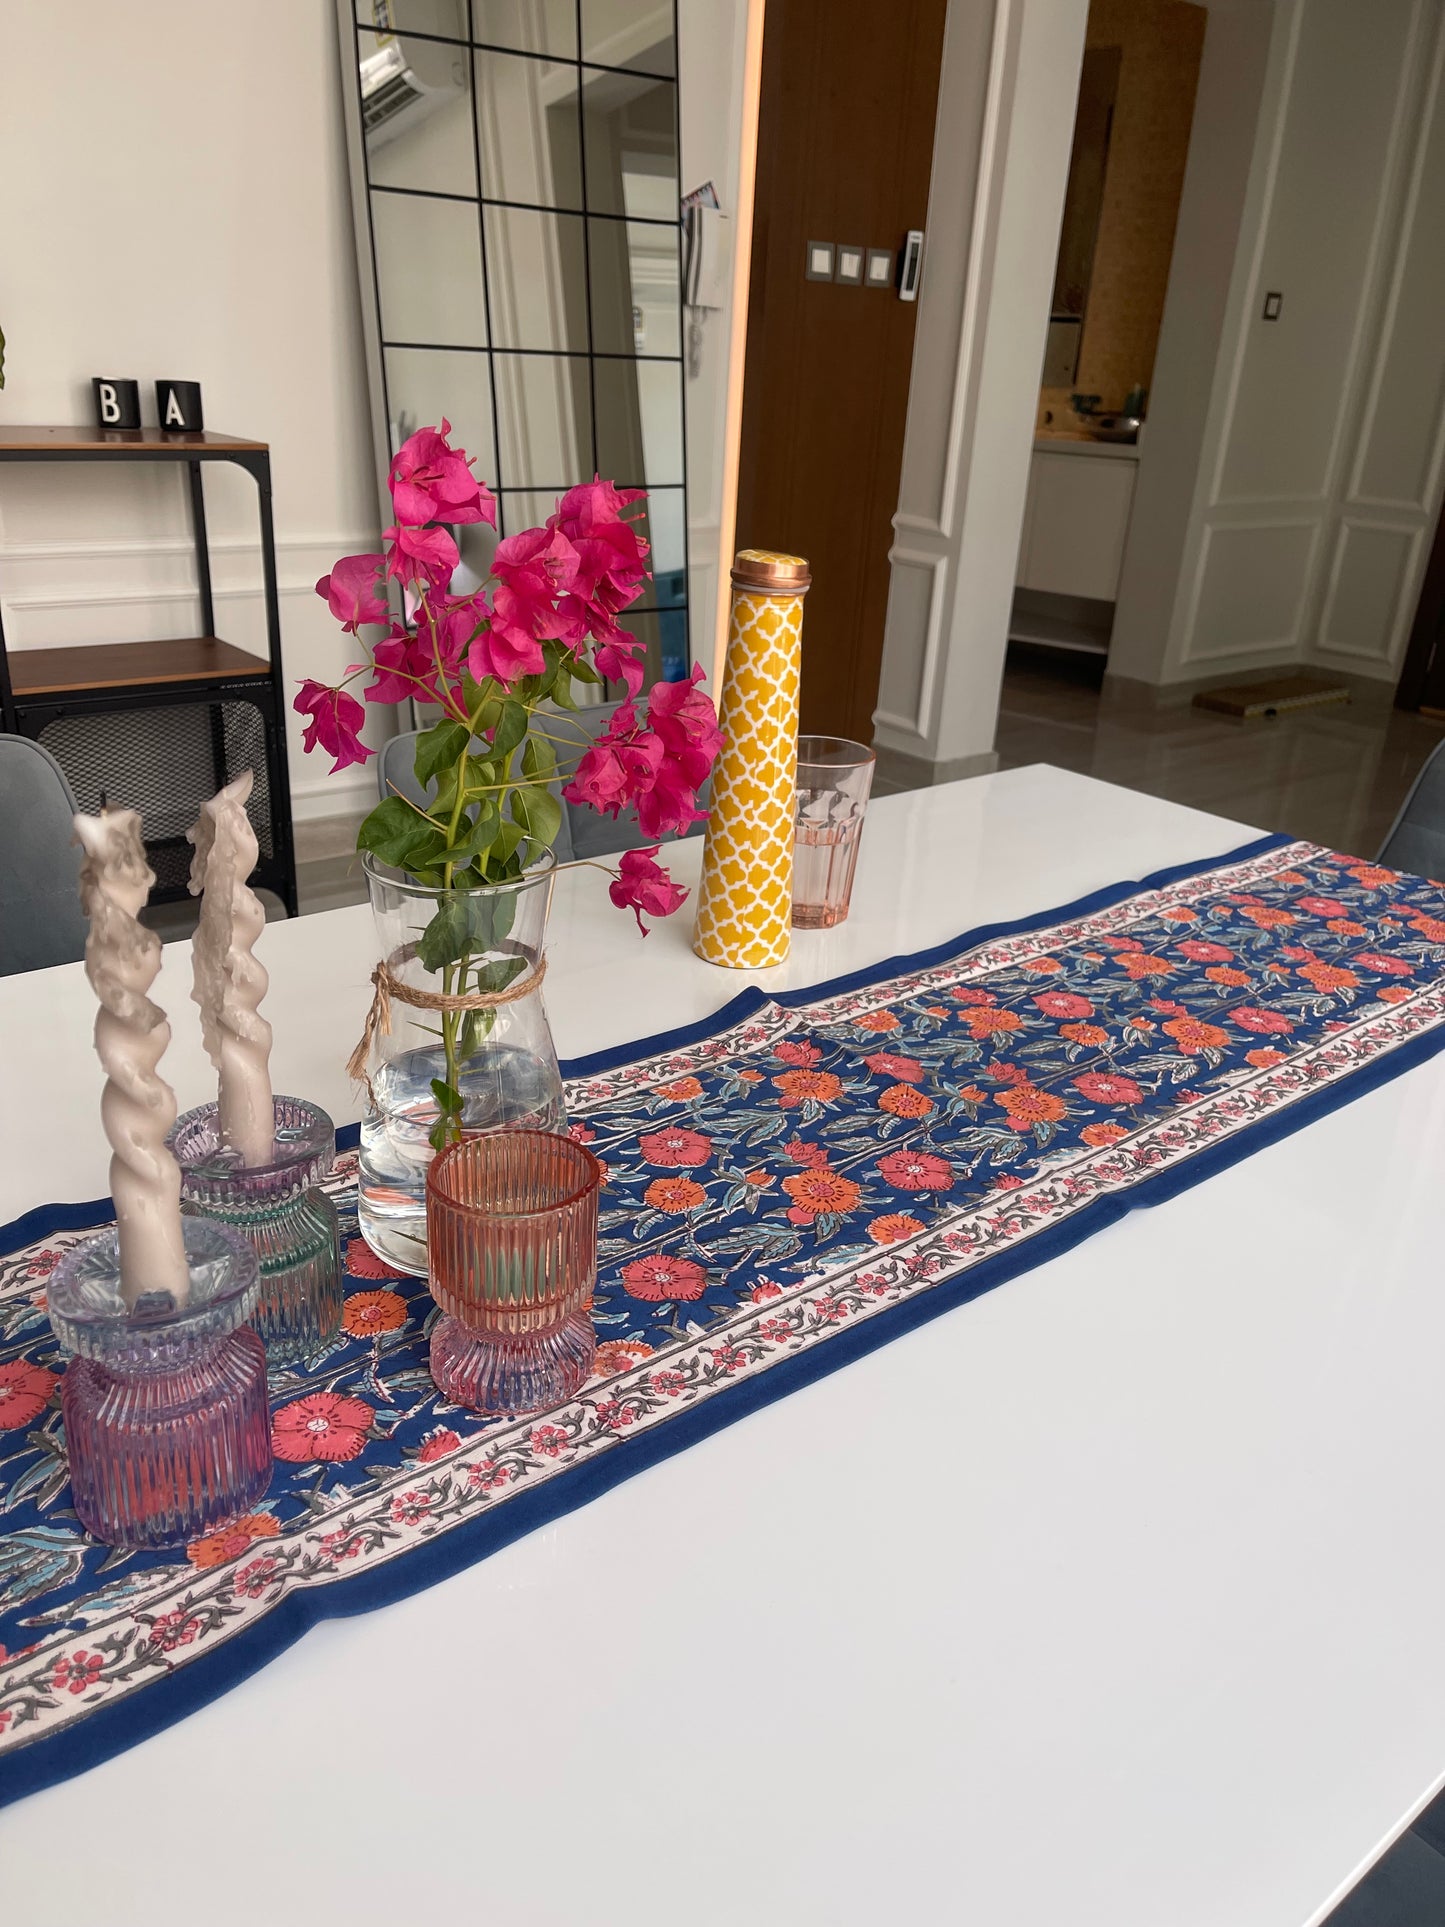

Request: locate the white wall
(1112, 0), (1445, 689)
(874, 0), (1089, 774)
(0, 0), (380, 821)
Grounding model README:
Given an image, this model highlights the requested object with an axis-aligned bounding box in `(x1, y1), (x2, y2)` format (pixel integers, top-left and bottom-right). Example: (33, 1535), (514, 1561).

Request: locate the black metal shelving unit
(0, 426), (299, 916)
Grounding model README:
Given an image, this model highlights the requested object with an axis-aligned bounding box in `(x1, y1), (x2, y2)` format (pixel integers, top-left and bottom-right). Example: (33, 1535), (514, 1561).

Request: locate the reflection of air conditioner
(360, 1), (467, 148)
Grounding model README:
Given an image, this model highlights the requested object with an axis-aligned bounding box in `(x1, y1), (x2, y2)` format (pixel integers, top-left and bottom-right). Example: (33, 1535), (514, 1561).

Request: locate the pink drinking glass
(425, 1129), (602, 1417)
(791, 736), (877, 928)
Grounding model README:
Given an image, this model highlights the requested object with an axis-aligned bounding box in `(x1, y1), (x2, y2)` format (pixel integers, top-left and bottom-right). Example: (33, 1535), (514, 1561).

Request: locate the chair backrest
(0, 735), (89, 975)
(1378, 737), (1445, 879)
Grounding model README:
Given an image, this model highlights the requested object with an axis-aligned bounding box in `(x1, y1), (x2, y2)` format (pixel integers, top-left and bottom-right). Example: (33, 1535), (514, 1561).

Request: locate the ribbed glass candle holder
(49, 1217), (272, 1549)
(426, 1129), (601, 1417)
(170, 1096), (342, 1365)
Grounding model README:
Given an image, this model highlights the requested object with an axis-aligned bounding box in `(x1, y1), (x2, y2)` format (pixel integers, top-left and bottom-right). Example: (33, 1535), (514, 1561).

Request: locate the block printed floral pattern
(3, 838), (1445, 1792)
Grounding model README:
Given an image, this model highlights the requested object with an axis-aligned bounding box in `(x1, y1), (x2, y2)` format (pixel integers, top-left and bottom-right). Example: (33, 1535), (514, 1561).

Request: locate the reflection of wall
(1111, 0), (1445, 690)
(0, 0), (378, 821)
(1059, 0), (1205, 413)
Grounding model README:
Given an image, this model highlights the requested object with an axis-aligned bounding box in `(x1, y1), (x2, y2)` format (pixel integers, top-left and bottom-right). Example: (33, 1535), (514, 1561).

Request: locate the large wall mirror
(338, 0), (689, 692)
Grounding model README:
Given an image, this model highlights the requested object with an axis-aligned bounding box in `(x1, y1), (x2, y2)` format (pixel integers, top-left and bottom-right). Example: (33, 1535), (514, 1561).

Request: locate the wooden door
(734, 0), (947, 741)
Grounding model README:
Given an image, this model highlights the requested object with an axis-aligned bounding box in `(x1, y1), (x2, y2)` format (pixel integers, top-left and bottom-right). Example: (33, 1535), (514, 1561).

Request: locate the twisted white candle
(188, 770), (274, 1166)
(74, 808), (191, 1311)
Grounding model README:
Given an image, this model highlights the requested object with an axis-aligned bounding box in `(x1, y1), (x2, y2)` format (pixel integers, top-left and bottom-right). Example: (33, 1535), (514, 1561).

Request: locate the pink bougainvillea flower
(271, 1391), (374, 1464)
(388, 419), (496, 527)
(593, 623), (646, 696)
(647, 665), (724, 789)
(294, 680), (373, 772)
(470, 584), (549, 684)
(492, 524), (581, 603)
(383, 520), (459, 589)
(608, 846), (688, 933)
(621, 1253), (708, 1301)
(0, 1358), (58, 1430)
(364, 622), (447, 706)
(316, 552), (387, 634)
(563, 701), (665, 817)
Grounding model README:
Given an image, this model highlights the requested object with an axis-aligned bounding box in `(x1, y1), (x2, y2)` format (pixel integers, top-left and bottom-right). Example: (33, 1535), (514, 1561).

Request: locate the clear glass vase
(170, 1096), (343, 1365)
(48, 1217), (273, 1550)
(357, 851), (565, 1275)
(426, 1129), (600, 1416)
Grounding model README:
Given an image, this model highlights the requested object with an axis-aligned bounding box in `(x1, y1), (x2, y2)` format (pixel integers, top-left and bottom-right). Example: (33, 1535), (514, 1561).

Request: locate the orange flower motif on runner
(1205, 966), (1251, 987)
(773, 1069), (844, 1106)
(645, 1176), (707, 1213)
(187, 1512), (280, 1569)
(1297, 960), (1358, 993)
(1162, 1015), (1230, 1054)
(1020, 956), (1064, 975)
(867, 1213), (927, 1245)
(996, 1083), (1068, 1130)
(961, 1006), (1024, 1039)
(342, 1290), (408, 1338)
(272, 1392), (374, 1465)
(878, 1084), (933, 1118)
(1118, 953), (1176, 980)
(0, 1360), (57, 1431)
(1059, 1022), (1109, 1047)
(781, 1167), (863, 1222)
(656, 1076), (704, 1101)
(1081, 1122), (1128, 1147)
(1245, 1048), (1287, 1067)
(854, 1009), (902, 1032)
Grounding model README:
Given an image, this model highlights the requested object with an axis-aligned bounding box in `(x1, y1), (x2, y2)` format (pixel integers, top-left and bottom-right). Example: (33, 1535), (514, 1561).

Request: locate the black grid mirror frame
(337, 0), (690, 691)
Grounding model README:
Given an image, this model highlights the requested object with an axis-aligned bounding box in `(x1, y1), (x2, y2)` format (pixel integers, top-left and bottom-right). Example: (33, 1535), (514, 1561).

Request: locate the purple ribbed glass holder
(426, 1129), (601, 1417)
(48, 1217), (273, 1549)
(170, 1096), (342, 1365)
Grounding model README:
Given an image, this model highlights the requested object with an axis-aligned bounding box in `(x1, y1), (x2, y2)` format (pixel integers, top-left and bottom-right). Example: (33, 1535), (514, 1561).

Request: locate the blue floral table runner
(4, 832), (1445, 1808)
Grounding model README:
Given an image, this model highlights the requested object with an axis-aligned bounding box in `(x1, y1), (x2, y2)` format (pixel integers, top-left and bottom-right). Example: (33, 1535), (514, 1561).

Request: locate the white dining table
(3, 763), (1444, 1926)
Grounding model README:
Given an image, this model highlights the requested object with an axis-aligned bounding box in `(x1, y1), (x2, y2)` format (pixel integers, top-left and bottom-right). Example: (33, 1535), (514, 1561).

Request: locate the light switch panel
(865, 248), (893, 288)
(835, 244), (864, 285)
(805, 241), (834, 282)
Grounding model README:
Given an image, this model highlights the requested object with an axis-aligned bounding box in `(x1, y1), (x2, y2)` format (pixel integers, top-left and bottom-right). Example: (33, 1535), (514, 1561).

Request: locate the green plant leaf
(512, 783), (562, 856)
(417, 897), (474, 973)
(438, 799), (501, 866)
(357, 796), (448, 870)
(491, 697), (529, 761)
(413, 718), (468, 788)
(569, 653), (602, 685)
(474, 955), (527, 995)
(521, 735), (556, 782)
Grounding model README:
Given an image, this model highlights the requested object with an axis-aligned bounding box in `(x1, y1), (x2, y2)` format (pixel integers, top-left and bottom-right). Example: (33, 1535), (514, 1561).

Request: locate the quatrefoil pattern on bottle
(692, 569), (805, 970)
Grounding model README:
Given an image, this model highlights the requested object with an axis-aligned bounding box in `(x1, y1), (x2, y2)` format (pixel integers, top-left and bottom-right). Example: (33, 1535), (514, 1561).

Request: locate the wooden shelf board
(9, 637), (272, 697)
(0, 425), (267, 455)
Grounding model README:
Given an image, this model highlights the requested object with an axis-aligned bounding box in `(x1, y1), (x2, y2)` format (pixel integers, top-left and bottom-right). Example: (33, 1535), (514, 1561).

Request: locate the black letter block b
(92, 377), (141, 430)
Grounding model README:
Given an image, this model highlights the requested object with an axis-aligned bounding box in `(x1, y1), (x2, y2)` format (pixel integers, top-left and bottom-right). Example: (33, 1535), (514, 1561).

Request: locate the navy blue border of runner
(9, 830), (1445, 1810)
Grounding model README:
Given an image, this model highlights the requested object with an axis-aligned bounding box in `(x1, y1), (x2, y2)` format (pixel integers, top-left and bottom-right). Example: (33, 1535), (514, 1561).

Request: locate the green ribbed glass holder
(170, 1096), (342, 1365)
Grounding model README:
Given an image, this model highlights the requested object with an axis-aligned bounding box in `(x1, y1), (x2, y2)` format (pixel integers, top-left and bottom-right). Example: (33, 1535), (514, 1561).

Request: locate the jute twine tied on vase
(347, 953), (548, 1104)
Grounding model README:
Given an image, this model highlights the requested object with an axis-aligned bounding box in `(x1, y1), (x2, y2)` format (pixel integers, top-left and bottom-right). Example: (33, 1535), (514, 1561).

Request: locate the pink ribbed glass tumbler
(425, 1130), (601, 1417)
(791, 736), (876, 928)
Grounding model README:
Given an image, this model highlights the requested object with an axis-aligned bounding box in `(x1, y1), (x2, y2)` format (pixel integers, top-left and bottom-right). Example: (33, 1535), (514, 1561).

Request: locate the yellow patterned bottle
(692, 548), (810, 968)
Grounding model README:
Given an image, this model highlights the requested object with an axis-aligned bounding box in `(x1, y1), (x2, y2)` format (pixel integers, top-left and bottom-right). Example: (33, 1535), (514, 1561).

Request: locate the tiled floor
(993, 644), (1445, 860)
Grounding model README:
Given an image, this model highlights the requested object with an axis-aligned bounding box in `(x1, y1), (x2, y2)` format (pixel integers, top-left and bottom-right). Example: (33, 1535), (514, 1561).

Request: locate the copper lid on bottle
(731, 547), (812, 594)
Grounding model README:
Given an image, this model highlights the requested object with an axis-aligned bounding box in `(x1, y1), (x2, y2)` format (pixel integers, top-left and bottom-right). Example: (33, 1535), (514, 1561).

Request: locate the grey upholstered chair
(377, 701), (710, 864)
(1378, 738), (1445, 878)
(0, 735), (89, 975)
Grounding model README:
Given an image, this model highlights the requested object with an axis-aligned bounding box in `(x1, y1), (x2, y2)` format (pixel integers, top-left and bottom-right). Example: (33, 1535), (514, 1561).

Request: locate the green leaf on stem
(521, 735), (556, 782)
(357, 796), (448, 870)
(416, 885), (519, 972)
(413, 718), (468, 788)
(491, 697), (529, 761)
(511, 783), (562, 857)
(438, 799), (501, 866)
